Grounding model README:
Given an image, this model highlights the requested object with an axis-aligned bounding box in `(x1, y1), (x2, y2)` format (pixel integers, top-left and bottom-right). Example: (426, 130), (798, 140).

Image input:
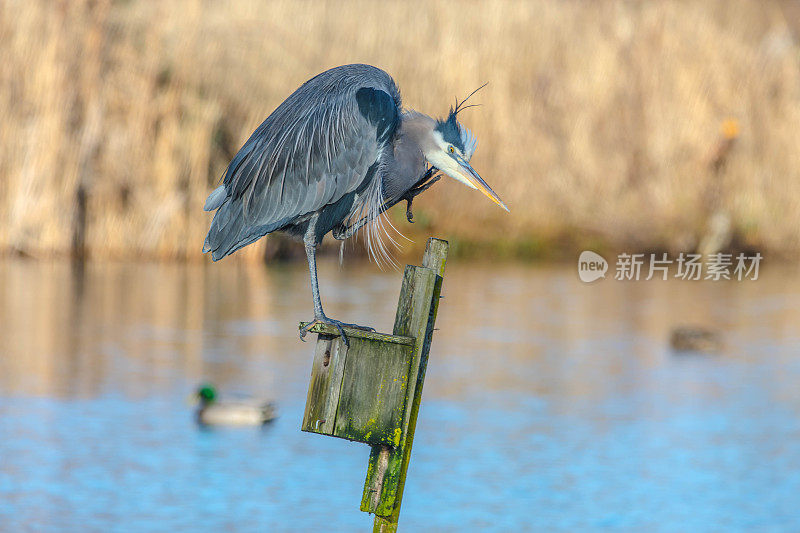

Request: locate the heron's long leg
(300, 214), (327, 320)
(299, 215), (374, 346)
(304, 239), (325, 319)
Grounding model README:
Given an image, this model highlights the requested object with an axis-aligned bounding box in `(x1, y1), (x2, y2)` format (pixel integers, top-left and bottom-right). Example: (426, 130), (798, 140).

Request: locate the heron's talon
(333, 322), (349, 347)
(299, 319), (319, 341)
(331, 224), (346, 240)
(406, 198), (414, 223)
(400, 174), (441, 225)
(300, 317), (379, 348)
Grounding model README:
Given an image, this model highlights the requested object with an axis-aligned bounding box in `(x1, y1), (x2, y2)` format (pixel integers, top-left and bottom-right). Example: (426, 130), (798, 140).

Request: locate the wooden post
(361, 238), (448, 532)
(300, 237), (448, 532)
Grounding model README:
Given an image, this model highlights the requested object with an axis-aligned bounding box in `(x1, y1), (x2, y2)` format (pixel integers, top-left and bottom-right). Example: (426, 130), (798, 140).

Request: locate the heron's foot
(402, 174), (441, 223)
(299, 316), (375, 347)
(331, 223), (347, 240)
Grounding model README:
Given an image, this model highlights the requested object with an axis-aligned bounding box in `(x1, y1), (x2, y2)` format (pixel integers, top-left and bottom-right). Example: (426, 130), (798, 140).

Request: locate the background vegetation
(1, 0), (799, 261)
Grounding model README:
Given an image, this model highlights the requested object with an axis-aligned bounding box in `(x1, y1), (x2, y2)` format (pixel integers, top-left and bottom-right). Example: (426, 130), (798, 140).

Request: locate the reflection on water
(1, 257), (799, 531)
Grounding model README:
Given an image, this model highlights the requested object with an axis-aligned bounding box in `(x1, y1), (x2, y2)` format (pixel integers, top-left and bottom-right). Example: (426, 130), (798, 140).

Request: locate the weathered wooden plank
(333, 338), (413, 446)
(301, 325), (416, 446)
(421, 238), (448, 277)
(391, 265), (417, 337)
(299, 322), (415, 346)
(368, 271), (438, 516)
(361, 238), (448, 527)
(301, 334), (347, 435)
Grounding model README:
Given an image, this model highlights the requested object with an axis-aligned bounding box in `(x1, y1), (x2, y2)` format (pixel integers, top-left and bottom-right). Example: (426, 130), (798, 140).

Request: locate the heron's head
(420, 107), (509, 212)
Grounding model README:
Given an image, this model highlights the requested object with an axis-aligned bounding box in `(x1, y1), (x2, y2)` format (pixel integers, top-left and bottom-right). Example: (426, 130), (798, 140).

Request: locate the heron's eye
(448, 146), (455, 154)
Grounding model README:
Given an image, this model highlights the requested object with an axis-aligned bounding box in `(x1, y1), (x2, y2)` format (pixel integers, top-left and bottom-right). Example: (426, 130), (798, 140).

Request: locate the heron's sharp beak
(453, 156), (509, 212)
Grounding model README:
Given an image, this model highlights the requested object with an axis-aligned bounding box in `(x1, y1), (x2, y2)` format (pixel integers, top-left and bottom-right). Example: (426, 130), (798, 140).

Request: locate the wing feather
(204, 65), (401, 260)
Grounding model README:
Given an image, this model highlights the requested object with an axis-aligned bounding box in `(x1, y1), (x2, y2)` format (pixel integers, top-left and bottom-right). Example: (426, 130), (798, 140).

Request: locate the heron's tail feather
(203, 186), (248, 260)
(204, 186), (227, 211)
(203, 196), (284, 261)
(203, 197), (247, 260)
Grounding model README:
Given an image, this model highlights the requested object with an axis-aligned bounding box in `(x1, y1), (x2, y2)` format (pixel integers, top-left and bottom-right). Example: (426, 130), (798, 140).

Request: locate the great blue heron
(203, 64), (508, 343)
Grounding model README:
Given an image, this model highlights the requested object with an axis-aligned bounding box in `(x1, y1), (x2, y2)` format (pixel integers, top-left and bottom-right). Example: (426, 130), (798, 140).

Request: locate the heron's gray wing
(203, 65), (401, 260)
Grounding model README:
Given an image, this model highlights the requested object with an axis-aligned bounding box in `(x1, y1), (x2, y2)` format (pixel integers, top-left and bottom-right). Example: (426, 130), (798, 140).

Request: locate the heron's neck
(399, 111), (438, 153)
(382, 112), (433, 201)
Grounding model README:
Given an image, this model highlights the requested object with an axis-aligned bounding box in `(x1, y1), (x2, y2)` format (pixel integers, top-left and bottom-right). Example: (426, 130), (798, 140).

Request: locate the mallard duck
(194, 384), (277, 426)
(669, 326), (722, 354)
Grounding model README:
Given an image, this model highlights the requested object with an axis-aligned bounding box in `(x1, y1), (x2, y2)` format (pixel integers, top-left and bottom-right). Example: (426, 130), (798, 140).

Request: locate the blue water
(1, 259), (799, 531)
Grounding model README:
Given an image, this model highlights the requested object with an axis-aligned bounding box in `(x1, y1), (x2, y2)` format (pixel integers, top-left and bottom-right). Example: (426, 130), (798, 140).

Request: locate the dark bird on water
(203, 64), (508, 342)
(670, 326), (722, 354)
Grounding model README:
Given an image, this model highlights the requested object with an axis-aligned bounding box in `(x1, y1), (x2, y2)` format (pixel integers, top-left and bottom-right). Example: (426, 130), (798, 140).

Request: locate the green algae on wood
(299, 238), (449, 532)
(300, 324), (415, 447)
(299, 322), (415, 346)
(362, 238), (448, 531)
(334, 335), (413, 446)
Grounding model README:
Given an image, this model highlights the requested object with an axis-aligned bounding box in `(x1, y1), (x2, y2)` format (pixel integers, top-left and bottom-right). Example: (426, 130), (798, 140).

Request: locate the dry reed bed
(1, 0), (799, 261)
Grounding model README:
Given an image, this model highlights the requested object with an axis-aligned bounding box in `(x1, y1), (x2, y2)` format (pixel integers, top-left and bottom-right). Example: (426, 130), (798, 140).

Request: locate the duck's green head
(197, 384), (217, 404)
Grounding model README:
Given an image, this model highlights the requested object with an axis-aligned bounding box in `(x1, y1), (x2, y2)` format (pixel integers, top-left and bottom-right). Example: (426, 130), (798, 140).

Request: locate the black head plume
(452, 82), (487, 116)
(435, 83), (487, 153)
